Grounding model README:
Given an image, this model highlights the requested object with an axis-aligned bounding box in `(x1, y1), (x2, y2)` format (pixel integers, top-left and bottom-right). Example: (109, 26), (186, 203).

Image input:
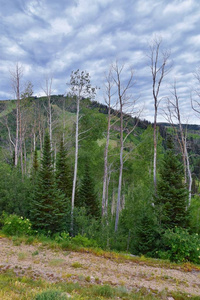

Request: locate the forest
(1, 45), (200, 265)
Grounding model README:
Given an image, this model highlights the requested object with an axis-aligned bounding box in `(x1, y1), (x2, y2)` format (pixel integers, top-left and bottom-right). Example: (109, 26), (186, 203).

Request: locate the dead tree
(148, 37), (171, 191)
(42, 76), (54, 148)
(102, 68), (116, 217)
(10, 63), (23, 167)
(111, 62), (139, 232)
(68, 70), (96, 235)
(164, 83), (192, 207)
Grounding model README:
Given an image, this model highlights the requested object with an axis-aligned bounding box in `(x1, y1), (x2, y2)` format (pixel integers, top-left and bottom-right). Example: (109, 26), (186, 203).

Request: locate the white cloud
(163, 0), (195, 15)
(0, 0), (200, 123)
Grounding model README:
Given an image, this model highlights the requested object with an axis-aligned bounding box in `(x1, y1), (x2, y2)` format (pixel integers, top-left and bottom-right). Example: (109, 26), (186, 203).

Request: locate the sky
(1, 0), (200, 124)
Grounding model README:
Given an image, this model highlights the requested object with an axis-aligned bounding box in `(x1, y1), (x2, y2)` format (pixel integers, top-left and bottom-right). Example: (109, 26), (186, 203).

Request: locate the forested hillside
(0, 71), (200, 265)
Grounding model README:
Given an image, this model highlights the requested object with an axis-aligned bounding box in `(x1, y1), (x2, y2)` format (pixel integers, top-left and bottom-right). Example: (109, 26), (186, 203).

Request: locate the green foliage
(1, 213), (32, 236)
(78, 161), (99, 218)
(189, 195), (200, 234)
(73, 207), (100, 239)
(91, 284), (114, 297)
(159, 227), (200, 264)
(35, 289), (67, 300)
(0, 162), (32, 217)
(55, 138), (72, 199)
(155, 139), (188, 230)
(80, 107), (107, 141)
(30, 132), (68, 234)
(72, 233), (97, 248)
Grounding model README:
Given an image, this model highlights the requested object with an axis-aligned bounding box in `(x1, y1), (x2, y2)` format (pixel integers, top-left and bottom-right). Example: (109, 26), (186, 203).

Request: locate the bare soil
(0, 237), (200, 296)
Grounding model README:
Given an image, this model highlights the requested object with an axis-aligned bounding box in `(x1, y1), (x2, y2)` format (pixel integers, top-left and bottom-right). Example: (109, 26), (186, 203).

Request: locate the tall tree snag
(164, 83), (192, 207)
(111, 62), (138, 232)
(148, 37), (171, 191)
(9, 63), (23, 167)
(68, 70), (96, 235)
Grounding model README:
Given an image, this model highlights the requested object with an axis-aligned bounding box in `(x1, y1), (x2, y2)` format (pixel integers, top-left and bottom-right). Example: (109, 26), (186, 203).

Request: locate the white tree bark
(111, 62), (137, 232)
(71, 93), (80, 233)
(68, 69), (96, 235)
(164, 83), (192, 207)
(148, 37), (171, 191)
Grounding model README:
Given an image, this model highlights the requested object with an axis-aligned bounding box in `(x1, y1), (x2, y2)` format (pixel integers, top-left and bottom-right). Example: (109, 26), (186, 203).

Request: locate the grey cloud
(0, 0), (200, 123)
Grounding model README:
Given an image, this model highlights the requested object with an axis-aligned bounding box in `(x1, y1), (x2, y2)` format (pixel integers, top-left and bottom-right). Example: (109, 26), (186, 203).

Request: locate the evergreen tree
(55, 138), (72, 199)
(79, 162), (99, 218)
(30, 132), (67, 234)
(155, 137), (188, 230)
(33, 149), (39, 172)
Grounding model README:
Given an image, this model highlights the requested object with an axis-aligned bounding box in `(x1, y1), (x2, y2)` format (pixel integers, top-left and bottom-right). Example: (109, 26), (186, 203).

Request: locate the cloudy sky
(1, 0), (200, 123)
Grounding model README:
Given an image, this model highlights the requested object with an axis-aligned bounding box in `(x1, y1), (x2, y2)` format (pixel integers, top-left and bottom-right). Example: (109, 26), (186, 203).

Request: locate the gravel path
(0, 237), (200, 296)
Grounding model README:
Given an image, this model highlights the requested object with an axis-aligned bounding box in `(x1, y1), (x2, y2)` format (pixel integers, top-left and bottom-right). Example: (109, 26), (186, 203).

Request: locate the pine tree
(30, 132), (67, 234)
(155, 137), (188, 230)
(79, 162), (99, 218)
(55, 138), (72, 199)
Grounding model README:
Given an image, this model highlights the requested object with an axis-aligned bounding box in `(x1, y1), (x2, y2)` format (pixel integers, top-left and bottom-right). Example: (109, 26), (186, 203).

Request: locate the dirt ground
(0, 237), (200, 296)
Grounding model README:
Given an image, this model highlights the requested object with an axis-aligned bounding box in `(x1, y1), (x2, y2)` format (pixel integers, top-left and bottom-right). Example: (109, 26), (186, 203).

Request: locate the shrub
(1, 213), (33, 236)
(53, 232), (71, 243)
(35, 289), (68, 300)
(159, 227), (200, 264)
(72, 233), (97, 248)
(92, 285), (114, 297)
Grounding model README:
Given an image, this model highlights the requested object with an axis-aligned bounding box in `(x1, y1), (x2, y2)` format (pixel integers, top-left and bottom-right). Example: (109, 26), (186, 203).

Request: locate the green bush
(1, 213), (33, 236)
(72, 233), (97, 248)
(92, 285), (114, 297)
(159, 227), (200, 264)
(35, 289), (68, 300)
(53, 231), (71, 243)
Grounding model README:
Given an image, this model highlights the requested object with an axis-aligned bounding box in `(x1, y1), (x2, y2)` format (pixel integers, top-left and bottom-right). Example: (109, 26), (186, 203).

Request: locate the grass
(48, 258), (65, 267)
(1, 269), (199, 300)
(71, 262), (84, 269)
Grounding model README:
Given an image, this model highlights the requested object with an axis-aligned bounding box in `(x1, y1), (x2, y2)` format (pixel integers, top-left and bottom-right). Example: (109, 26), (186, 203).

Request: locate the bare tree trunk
(102, 113), (110, 216)
(23, 142), (27, 175)
(185, 141), (192, 206)
(153, 105), (157, 188)
(115, 95), (123, 232)
(164, 83), (192, 207)
(71, 95), (80, 234)
(42, 76), (53, 149)
(68, 69), (96, 235)
(112, 62), (136, 232)
(15, 100), (19, 167)
(102, 70), (113, 217)
(10, 63), (23, 167)
(148, 37), (171, 191)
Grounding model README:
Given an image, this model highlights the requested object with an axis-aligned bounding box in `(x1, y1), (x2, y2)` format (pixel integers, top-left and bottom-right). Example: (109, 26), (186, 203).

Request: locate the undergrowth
(0, 269), (199, 300)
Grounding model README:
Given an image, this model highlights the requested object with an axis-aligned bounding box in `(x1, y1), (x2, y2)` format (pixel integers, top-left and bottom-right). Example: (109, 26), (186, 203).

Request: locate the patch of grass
(71, 262), (84, 268)
(91, 284), (114, 297)
(32, 250), (39, 256)
(35, 289), (68, 300)
(25, 236), (35, 245)
(48, 258), (65, 267)
(18, 252), (27, 260)
(85, 275), (90, 282)
(0, 269), (199, 300)
(12, 236), (23, 246)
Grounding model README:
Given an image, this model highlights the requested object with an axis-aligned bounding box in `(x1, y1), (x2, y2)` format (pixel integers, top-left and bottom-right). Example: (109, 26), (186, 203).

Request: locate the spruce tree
(79, 162), (99, 218)
(30, 132), (67, 234)
(55, 138), (72, 199)
(155, 137), (188, 230)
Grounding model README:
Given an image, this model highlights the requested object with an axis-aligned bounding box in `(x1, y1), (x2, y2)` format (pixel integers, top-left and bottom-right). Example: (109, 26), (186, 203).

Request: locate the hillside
(0, 95), (200, 270)
(0, 236), (200, 299)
